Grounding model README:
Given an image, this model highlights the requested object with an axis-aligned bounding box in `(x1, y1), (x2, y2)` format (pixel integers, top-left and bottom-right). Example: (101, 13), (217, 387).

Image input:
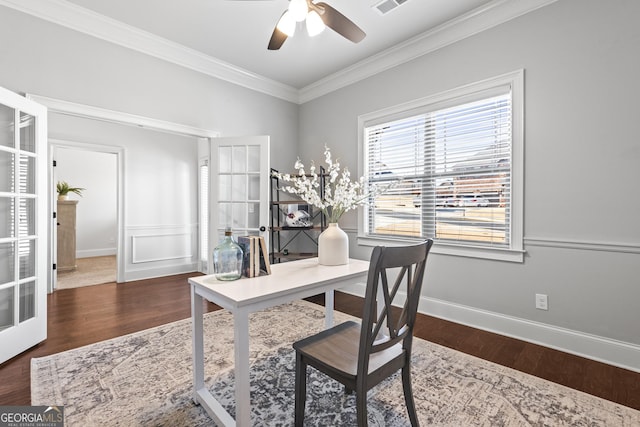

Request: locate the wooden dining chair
(293, 239), (434, 426)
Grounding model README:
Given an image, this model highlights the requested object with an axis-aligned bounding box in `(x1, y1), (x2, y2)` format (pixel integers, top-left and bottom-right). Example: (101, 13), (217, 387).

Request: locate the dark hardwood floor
(1, 273), (639, 412)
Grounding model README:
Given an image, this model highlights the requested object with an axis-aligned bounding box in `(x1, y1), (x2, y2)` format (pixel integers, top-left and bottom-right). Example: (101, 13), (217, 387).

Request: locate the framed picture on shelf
(284, 204), (313, 228)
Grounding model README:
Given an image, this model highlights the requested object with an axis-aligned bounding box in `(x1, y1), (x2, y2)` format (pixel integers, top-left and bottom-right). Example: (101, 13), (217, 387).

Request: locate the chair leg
(401, 366), (419, 426)
(294, 351), (307, 427)
(356, 389), (368, 427)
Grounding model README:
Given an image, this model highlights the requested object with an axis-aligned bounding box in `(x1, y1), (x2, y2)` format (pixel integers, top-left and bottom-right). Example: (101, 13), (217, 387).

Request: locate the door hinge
(53, 212), (57, 219)
(53, 160), (57, 167)
(53, 263), (57, 270)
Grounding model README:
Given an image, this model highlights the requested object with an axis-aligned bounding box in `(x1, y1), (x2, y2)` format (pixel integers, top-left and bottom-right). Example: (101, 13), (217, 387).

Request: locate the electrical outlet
(535, 294), (548, 310)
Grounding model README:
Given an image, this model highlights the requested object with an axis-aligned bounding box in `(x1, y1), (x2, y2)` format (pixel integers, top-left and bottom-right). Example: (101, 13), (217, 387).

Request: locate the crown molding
(298, 0), (558, 103)
(2, 0), (557, 105)
(0, 0), (300, 103)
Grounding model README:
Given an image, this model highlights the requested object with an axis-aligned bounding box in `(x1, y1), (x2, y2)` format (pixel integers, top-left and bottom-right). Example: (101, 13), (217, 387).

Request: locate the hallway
(56, 255), (116, 289)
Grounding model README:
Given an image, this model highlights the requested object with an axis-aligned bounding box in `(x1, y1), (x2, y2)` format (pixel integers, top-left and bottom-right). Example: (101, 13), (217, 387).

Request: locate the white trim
(77, 248), (117, 258)
(421, 297), (640, 374)
(339, 283), (640, 373)
(26, 94), (220, 138)
(358, 235), (526, 263)
(127, 223), (198, 231)
(525, 237), (640, 254)
(355, 235), (640, 256)
(124, 263), (198, 282)
(2, 0), (557, 104)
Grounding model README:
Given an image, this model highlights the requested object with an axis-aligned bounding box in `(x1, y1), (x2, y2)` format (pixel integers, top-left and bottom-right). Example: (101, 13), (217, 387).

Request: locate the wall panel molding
(125, 224), (198, 280)
(131, 232), (193, 264)
(525, 237), (640, 254)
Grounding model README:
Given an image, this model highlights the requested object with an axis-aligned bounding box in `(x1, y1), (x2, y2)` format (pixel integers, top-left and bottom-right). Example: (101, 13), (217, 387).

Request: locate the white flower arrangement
(272, 146), (391, 224)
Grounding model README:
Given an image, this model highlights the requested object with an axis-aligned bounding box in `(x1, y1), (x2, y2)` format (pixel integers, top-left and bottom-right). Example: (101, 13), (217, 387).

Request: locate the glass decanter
(213, 227), (243, 281)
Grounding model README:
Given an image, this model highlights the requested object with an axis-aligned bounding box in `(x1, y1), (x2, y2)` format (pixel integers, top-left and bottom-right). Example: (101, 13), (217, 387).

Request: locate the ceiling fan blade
(268, 11), (289, 50)
(268, 27), (288, 50)
(315, 2), (366, 43)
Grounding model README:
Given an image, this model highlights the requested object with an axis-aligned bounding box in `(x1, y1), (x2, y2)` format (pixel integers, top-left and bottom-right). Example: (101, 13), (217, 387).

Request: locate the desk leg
(324, 289), (334, 329)
(191, 285), (205, 400)
(190, 285), (237, 426)
(234, 309), (251, 426)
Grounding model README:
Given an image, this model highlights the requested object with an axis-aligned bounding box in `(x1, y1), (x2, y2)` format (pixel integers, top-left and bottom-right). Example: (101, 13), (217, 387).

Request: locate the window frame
(357, 70), (524, 262)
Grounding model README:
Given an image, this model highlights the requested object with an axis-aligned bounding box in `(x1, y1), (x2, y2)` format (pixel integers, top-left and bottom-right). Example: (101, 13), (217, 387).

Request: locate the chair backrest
(357, 240), (433, 375)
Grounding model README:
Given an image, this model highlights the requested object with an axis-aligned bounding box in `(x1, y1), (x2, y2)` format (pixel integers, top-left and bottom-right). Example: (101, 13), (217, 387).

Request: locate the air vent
(372, 0), (408, 15)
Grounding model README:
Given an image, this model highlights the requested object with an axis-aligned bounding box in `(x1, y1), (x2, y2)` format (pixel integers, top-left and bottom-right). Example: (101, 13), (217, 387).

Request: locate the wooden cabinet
(57, 200), (78, 272)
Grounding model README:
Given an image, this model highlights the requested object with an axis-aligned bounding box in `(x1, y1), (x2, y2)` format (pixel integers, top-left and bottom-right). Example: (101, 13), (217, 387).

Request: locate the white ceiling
(2, 0), (556, 102)
(62, 0), (490, 89)
(60, 0), (493, 89)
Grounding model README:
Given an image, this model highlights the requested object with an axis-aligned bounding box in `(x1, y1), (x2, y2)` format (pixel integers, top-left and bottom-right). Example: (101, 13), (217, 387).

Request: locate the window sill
(357, 235), (525, 263)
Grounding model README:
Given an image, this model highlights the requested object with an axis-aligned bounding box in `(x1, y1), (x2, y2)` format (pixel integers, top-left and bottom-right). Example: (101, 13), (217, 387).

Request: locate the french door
(208, 136), (270, 272)
(0, 87), (48, 364)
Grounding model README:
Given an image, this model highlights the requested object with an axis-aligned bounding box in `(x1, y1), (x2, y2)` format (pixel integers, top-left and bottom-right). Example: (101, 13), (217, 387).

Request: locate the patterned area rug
(31, 301), (640, 426)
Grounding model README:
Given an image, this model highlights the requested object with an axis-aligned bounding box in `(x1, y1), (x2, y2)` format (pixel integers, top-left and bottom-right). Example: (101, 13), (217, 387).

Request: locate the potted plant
(56, 181), (85, 200)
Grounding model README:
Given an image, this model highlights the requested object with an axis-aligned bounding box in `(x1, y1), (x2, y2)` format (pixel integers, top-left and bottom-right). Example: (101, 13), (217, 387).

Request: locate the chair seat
(293, 320), (404, 377)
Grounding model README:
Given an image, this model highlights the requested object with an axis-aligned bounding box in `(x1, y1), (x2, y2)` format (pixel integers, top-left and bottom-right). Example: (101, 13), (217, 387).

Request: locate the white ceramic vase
(318, 223), (349, 265)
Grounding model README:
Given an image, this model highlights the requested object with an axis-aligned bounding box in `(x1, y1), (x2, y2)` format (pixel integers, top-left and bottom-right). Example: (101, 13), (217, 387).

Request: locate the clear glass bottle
(213, 227), (243, 281)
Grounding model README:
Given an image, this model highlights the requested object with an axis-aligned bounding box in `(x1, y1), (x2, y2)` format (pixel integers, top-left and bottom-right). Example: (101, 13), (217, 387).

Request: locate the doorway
(50, 140), (122, 289)
(53, 144), (118, 289)
(29, 94), (220, 291)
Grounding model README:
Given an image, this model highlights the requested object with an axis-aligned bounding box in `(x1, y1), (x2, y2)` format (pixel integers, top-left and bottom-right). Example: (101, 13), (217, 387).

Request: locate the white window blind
(199, 160), (209, 271)
(364, 88), (512, 249)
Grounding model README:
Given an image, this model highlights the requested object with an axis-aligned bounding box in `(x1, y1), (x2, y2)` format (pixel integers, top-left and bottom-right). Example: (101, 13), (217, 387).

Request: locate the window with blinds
(361, 74), (522, 256)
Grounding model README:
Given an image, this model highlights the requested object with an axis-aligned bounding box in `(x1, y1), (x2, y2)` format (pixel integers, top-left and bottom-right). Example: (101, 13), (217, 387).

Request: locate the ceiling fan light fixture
(268, 0), (365, 50)
(276, 10), (296, 37)
(288, 0), (308, 22)
(306, 10), (325, 37)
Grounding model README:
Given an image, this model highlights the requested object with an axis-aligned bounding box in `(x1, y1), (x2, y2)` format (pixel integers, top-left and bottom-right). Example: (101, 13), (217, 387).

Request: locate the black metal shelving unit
(270, 168), (326, 264)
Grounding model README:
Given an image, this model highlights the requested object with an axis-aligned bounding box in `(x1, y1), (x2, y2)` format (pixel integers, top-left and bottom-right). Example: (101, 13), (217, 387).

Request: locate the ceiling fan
(267, 0), (366, 50)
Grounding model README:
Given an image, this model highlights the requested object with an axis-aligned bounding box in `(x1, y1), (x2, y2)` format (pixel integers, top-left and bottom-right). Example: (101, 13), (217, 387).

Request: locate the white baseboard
(339, 283), (640, 373)
(77, 248), (117, 258)
(123, 263), (198, 282)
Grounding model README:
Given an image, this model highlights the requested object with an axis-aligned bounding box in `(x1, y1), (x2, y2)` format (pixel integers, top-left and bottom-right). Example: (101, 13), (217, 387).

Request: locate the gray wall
(298, 0), (640, 370)
(0, 5), (299, 280)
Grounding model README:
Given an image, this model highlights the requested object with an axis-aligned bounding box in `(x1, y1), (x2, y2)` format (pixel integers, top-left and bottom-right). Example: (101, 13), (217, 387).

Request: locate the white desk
(189, 257), (370, 427)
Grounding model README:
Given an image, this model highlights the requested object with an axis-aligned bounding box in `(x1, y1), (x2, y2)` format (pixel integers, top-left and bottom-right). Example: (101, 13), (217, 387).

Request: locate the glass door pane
(0, 151), (15, 192)
(0, 86), (47, 364)
(0, 286), (14, 331)
(0, 104), (14, 148)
